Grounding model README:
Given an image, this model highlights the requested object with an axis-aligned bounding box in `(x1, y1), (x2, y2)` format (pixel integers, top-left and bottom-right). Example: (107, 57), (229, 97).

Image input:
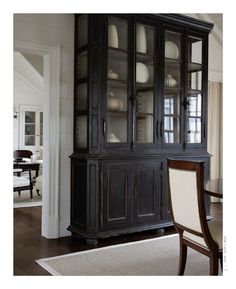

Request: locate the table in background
(204, 179), (223, 199)
(13, 162), (40, 178)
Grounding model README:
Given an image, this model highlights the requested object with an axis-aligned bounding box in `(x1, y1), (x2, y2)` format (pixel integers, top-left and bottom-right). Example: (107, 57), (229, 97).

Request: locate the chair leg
(219, 252), (223, 271)
(30, 188), (33, 199)
(178, 238), (187, 275)
(210, 252), (219, 275)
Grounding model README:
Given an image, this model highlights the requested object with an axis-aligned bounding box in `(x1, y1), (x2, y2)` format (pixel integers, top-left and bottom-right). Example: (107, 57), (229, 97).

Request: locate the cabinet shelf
(107, 111), (127, 117)
(188, 62), (202, 72)
(136, 53), (154, 65)
(188, 89), (202, 94)
(108, 47), (128, 61)
(164, 87), (181, 93)
(136, 83), (154, 91)
(107, 79), (128, 89)
(136, 112), (154, 119)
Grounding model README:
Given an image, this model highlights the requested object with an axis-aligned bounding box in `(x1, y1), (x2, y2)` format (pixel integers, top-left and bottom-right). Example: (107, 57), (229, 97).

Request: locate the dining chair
(14, 149), (33, 161)
(13, 168), (33, 199)
(167, 159), (222, 275)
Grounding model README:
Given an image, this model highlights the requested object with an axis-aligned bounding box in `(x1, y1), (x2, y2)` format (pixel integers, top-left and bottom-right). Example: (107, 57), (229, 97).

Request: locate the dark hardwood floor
(14, 203), (222, 275)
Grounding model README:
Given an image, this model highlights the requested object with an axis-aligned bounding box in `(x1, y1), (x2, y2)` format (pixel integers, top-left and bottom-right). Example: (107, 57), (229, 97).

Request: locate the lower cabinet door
(133, 163), (162, 224)
(101, 163), (132, 230)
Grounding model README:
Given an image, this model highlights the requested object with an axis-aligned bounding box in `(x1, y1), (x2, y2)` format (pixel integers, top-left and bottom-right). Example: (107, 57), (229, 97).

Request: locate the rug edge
(35, 259), (61, 276)
(36, 234), (178, 264)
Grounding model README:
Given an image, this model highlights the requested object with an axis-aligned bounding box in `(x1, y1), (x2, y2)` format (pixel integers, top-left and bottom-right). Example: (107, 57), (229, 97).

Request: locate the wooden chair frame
(14, 150), (33, 160)
(167, 159), (222, 275)
(13, 169), (33, 199)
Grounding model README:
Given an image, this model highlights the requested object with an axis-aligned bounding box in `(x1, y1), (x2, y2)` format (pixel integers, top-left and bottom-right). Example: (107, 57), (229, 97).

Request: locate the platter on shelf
(165, 41), (179, 59)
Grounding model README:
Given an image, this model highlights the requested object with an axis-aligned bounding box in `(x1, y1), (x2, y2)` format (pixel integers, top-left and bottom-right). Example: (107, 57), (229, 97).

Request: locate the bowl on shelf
(107, 133), (120, 142)
(107, 92), (124, 111)
(108, 69), (118, 80)
(165, 74), (178, 88)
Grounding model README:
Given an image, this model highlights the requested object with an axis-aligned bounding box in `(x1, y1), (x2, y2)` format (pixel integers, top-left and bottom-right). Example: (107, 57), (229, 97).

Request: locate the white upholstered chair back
(168, 168), (202, 234)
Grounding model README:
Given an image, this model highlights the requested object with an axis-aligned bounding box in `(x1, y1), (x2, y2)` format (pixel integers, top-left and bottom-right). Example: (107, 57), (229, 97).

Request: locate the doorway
(14, 51), (44, 208)
(14, 40), (60, 239)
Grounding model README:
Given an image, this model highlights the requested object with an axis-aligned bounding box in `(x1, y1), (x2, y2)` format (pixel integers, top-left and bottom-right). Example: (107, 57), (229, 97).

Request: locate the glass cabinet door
(186, 35), (203, 143)
(21, 107), (43, 153)
(75, 15), (88, 149)
(25, 111), (36, 146)
(163, 31), (182, 144)
(40, 112), (43, 146)
(106, 16), (128, 143)
(135, 23), (155, 144)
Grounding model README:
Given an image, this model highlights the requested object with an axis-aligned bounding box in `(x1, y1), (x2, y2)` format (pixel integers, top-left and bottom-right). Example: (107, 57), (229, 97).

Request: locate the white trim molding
(14, 39), (61, 238)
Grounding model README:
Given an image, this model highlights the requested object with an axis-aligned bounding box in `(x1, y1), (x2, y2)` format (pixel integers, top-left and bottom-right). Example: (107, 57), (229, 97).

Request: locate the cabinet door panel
(102, 164), (131, 229)
(133, 164), (161, 224)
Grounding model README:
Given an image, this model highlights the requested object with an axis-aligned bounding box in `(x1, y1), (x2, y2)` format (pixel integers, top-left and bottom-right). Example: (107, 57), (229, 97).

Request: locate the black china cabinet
(68, 14), (214, 242)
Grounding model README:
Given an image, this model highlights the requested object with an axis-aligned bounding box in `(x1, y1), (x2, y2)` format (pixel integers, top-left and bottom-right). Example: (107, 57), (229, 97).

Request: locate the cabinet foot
(151, 228), (165, 235)
(86, 238), (98, 245)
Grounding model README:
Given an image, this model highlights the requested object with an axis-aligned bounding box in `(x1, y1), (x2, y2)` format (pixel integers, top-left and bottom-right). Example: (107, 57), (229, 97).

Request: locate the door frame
(14, 39), (60, 238)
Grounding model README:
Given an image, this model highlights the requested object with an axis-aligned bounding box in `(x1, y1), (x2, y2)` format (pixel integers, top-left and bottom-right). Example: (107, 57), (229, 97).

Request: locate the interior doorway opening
(14, 51), (44, 208)
(14, 40), (60, 238)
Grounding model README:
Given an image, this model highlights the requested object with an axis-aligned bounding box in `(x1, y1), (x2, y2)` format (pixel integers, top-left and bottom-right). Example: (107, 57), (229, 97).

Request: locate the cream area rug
(36, 234), (222, 276)
(14, 189), (42, 208)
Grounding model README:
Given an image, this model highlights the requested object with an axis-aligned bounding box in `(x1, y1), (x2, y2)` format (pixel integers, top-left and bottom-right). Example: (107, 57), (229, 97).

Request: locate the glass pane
(136, 23), (154, 55)
(76, 116), (87, 148)
(165, 32), (181, 88)
(40, 112), (43, 123)
(25, 136), (35, 146)
(25, 111), (35, 123)
(136, 116), (153, 143)
(164, 93), (180, 115)
(25, 124), (35, 135)
(187, 93), (202, 117)
(76, 83), (87, 111)
(40, 124), (43, 135)
(189, 71), (202, 90)
(187, 118), (201, 143)
(188, 36), (202, 64)
(78, 15), (88, 47)
(108, 50), (127, 81)
(137, 91), (153, 113)
(107, 83), (127, 112)
(77, 51), (87, 79)
(164, 116), (180, 143)
(107, 115), (127, 143)
(165, 31), (181, 60)
(108, 17), (127, 50)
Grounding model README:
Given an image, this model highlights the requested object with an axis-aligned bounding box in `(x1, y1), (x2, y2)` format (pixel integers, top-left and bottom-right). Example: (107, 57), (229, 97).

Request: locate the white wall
(208, 34), (223, 82)
(14, 14), (74, 237)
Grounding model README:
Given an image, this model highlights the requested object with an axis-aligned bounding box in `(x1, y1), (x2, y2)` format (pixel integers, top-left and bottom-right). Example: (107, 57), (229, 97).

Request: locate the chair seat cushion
(183, 220), (222, 250)
(13, 176), (30, 188)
